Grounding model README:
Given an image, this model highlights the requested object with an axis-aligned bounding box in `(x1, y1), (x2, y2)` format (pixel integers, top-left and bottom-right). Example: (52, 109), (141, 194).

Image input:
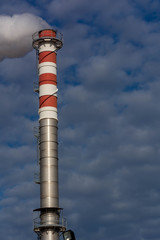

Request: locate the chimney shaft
(32, 29), (65, 240)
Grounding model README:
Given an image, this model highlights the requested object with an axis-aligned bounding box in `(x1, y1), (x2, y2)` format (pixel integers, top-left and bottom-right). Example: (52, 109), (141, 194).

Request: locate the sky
(1, 0), (160, 240)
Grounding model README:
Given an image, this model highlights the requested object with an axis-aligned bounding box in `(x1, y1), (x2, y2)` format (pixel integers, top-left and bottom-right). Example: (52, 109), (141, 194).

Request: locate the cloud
(0, 13), (50, 61)
(55, 2), (160, 239)
(0, 0), (40, 16)
(1, 1), (160, 240)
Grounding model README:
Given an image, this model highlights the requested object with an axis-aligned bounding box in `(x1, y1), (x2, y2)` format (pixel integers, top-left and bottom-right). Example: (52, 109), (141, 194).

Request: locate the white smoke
(0, 13), (50, 61)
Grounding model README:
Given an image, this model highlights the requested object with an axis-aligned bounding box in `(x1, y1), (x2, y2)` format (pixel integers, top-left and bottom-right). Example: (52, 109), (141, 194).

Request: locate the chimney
(32, 29), (66, 240)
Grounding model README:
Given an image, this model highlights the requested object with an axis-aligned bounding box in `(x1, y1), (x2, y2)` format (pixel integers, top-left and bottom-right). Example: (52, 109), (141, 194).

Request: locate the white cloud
(1, 1), (160, 240)
(0, 13), (50, 61)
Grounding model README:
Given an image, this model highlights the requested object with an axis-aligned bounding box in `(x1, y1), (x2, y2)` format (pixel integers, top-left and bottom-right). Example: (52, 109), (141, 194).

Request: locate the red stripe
(39, 51), (56, 64)
(39, 73), (57, 86)
(39, 30), (56, 38)
(39, 80), (57, 86)
(39, 95), (57, 108)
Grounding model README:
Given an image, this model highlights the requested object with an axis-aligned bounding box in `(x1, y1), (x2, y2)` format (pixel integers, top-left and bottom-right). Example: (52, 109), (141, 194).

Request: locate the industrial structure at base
(32, 29), (76, 240)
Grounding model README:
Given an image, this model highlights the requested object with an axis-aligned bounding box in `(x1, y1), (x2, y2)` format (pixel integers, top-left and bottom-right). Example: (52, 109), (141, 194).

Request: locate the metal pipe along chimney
(32, 29), (66, 240)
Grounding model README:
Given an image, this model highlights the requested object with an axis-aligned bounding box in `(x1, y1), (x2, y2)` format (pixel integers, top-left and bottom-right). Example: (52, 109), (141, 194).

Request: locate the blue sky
(1, 0), (160, 240)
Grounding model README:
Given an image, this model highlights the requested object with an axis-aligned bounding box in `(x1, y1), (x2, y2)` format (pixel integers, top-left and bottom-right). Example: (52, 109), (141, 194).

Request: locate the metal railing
(34, 216), (67, 230)
(33, 126), (40, 170)
(33, 126), (39, 139)
(32, 30), (63, 43)
(32, 29), (63, 50)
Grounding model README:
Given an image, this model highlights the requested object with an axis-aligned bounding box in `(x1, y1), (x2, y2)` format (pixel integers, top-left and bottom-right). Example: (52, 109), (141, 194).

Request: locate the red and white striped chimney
(32, 29), (65, 240)
(38, 30), (58, 121)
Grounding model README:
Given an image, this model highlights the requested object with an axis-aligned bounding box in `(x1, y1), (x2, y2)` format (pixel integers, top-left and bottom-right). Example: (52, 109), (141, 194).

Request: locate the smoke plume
(0, 13), (50, 61)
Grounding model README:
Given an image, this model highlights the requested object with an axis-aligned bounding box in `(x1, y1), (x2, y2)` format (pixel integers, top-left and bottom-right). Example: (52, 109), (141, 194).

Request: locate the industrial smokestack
(32, 29), (66, 240)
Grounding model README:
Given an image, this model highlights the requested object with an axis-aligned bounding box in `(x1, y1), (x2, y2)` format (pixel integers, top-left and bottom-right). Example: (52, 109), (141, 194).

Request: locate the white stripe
(39, 107), (58, 120)
(39, 66), (57, 75)
(38, 62), (57, 68)
(38, 62), (57, 76)
(39, 84), (58, 97)
(39, 43), (57, 53)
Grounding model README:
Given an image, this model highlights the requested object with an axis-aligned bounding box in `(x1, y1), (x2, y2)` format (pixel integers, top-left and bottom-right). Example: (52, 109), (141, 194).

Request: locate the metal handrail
(32, 30), (63, 43)
(32, 29), (63, 50)
(33, 126), (39, 139)
(34, 216), (67, 229)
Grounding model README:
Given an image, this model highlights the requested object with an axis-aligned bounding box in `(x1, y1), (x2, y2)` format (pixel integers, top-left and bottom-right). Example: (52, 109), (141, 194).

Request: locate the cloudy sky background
(0, 0), (160, 240)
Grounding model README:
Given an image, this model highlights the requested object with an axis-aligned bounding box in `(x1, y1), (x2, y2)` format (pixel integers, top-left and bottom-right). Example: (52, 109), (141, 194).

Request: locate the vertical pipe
(33, 29), (63, 240)
(40, 119), (59, 208)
